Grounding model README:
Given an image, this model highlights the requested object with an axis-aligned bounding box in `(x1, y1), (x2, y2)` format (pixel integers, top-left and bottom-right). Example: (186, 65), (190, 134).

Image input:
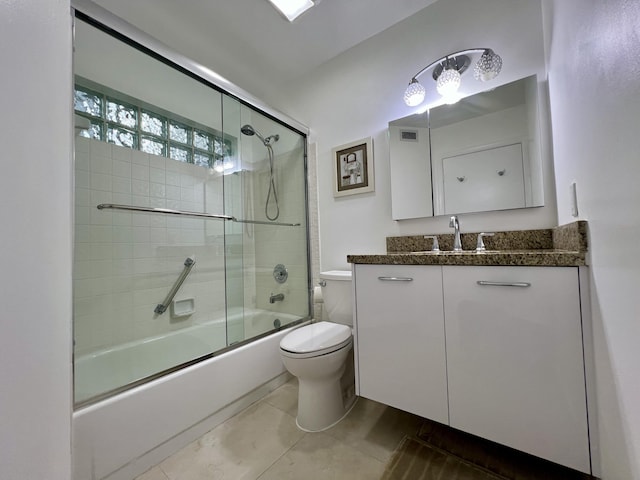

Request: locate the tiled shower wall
(253, 146), (309, 322)
(74, 137), (229, 355)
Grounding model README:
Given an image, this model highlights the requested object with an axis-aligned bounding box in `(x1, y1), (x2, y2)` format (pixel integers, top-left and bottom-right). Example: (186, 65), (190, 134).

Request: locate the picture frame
(332, 137), (374, 197)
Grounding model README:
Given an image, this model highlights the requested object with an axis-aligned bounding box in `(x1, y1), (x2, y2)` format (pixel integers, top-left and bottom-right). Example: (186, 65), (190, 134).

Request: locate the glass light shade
(436, 68), (461, 105)
(474, 50), (503, 81)
(403, 80), (426, 106)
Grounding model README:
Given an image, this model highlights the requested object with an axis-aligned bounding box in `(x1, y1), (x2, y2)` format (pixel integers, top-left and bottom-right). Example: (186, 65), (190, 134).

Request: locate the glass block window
(74, 89), (102, 117)
(169, 122), (190, 144)
(107, 100), (137, 128)
(170, 145), (191, 163)
(107, 126), (136, 148)
(141, 137), (165, 156)
(141, 111), (165, 137)
(74, 82), (234, 168)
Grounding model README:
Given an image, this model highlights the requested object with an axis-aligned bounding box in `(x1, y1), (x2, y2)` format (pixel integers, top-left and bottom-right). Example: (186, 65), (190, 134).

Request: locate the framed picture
(332, 137), (374, 197)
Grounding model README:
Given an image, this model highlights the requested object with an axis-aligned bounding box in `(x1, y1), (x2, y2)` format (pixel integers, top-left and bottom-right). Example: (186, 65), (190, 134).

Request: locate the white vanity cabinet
(442, 266), (590, 473)
(353, 264), (448, 424)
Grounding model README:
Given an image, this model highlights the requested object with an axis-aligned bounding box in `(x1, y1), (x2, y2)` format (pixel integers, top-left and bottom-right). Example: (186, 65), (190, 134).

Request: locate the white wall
(275, 0), (555, 270)
(0, 1), (73, 479)
(543, 0), (640, 478)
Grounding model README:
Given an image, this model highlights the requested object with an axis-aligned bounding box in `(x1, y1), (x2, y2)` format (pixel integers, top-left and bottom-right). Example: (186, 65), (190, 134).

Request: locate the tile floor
(135, 378), (423, 480)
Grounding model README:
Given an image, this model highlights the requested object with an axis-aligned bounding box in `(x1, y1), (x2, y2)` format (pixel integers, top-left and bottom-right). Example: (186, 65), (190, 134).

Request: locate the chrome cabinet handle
(477, 281), (531, 288)
(378, 276), (414, 281)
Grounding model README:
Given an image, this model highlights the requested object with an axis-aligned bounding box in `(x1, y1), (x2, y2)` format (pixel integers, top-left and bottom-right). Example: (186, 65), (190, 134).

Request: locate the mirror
(389, 75), (544, 220)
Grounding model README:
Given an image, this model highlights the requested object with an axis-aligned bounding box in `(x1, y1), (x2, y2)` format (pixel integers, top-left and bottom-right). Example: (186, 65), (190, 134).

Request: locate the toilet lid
(280, 322), (352, 356)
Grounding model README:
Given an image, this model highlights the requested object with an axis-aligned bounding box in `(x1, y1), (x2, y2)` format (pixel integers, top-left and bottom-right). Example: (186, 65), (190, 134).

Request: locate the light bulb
(403, 79), (426, 107)
(436, 68), (461, 97)
(474, 50), (502, 81)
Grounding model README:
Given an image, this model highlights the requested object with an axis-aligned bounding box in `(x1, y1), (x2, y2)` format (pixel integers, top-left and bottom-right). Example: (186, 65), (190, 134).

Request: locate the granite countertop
(347, 221), (588, 267)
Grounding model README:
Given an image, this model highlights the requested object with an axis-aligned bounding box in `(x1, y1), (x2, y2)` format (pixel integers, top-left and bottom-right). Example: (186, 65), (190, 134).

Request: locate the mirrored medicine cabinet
(388, 75), (545, 220)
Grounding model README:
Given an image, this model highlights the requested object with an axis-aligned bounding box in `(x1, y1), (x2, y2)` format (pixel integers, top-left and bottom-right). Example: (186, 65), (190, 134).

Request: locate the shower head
(241, 124), (258, 137)
(241, 124), (279, 146)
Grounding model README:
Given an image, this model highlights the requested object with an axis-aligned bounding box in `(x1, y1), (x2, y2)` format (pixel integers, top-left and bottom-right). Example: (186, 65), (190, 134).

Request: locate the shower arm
(96, 203), (300, 227)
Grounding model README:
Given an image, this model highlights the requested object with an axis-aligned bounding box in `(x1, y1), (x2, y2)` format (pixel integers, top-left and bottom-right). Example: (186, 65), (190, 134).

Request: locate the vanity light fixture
(267, 0), (314, 22)
(403, 48), (502, 107)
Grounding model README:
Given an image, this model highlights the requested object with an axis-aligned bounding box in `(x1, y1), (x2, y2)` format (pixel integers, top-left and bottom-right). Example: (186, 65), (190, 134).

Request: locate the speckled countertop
(347, 221), (588, 267)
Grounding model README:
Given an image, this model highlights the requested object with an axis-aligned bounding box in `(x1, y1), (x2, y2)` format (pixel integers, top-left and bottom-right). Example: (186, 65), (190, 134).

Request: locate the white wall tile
(75, 188), (90, 206)
(150, 167), (165, 184)
(91, 172), (113, 192)
(91, 155), (113, 175)
(149, 154), (166, 170)
(132, 163), (150, 181)
(112, 177), (132, 194)
(75, 150), (90, 171)
(131, 149), (150, 166)
(76, 170), (90, 189)
(90, 139), (112, 157)
(112, 144), (132, 163)
(113, 159), (132, 178)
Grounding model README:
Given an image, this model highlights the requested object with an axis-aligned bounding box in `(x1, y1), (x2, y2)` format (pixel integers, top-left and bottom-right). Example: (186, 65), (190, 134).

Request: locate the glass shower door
(73, 18), (229, 405)
(73, 14), (311, 407)
(222, 98), (310, 342)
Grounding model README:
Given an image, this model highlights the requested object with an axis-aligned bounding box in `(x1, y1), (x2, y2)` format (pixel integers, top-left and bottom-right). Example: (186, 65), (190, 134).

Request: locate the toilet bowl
(279, 270), (355, 432)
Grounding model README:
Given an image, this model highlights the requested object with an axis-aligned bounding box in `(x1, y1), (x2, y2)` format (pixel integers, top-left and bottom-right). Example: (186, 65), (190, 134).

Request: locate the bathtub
(73, 310), (306, 480)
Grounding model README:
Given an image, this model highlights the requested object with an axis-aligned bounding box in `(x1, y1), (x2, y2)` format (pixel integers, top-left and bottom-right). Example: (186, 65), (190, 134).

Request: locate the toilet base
(296, 395), (357, 433)
(294, 348), (356, 432)
(296, 374), (357, 432)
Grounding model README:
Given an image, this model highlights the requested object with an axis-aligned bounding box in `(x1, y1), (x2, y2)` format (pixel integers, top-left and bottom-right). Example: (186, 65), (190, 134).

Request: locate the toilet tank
(319, 270), (352, 326)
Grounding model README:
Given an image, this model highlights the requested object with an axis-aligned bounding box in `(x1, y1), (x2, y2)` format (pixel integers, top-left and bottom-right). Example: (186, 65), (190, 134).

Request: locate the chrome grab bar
(97, 204), (300, 227)
(378, 276), (414, 282)
(155, 257), (196, 315)
(476, 281), (531, 288)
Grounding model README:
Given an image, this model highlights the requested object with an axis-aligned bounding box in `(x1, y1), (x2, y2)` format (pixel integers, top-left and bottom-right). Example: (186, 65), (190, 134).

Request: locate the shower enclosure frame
(71, 0), (314, 407)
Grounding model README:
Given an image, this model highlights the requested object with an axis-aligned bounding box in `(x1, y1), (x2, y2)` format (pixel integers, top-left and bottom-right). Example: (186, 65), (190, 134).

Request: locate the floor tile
(256, 431), (385, 480)
(135, 466), (170, 480)
(262, 377), (298, 418)
(158, 401), (305, 480)
(324, 396), (423, 462)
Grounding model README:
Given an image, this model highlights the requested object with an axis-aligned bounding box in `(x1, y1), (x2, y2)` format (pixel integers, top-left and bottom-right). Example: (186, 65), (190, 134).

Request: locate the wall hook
(457, 176), (466, 182)
(497, 169), (506, 176)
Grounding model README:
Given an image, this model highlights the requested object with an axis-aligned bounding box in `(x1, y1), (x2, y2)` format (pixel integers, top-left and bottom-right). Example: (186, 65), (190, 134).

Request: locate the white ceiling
(90, 0), (442, 100)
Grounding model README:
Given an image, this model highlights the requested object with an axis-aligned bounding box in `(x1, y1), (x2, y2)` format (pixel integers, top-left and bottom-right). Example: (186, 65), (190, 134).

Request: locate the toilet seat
(280, 322), (352, 359)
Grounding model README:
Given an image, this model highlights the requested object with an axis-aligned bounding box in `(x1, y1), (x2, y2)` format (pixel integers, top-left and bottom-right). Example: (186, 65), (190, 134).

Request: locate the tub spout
(269, 293), (285, 304)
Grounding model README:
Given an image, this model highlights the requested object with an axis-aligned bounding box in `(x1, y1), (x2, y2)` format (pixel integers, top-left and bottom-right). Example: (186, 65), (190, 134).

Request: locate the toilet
(279, 270), (356, 432)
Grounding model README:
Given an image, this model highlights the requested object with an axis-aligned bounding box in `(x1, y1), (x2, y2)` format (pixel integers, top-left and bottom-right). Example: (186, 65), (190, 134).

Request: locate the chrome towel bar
(98, 203), (232, 220)
(97, 204), (300, 227)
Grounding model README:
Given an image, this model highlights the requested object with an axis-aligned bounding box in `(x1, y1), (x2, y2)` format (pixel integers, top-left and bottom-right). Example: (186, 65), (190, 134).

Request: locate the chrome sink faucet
(449, 215), (462, 251)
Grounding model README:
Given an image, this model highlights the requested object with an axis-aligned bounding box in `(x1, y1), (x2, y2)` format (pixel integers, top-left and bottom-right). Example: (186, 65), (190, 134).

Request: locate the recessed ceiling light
(267, 0), (314, 22)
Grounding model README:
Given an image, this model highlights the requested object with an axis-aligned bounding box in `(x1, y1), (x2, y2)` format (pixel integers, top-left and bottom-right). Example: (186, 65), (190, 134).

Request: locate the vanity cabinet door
(442, 266), (590, 473)
(354, 264), (448, 424)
